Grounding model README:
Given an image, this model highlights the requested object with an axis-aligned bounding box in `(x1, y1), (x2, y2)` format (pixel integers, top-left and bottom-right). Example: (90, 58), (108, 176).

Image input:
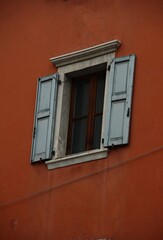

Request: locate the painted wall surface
(0, 0), (163, 239)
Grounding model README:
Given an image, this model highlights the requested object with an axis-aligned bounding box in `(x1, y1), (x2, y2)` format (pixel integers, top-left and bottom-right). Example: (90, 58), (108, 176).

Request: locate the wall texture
(0, 1), (163, 239)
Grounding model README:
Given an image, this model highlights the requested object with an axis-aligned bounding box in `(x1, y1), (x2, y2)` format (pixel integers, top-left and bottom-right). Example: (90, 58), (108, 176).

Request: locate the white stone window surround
(46, 40), (121, 170)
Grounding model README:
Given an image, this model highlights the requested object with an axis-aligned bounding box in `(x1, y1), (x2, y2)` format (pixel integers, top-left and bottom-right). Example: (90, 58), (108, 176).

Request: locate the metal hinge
(58, 79), (62, 85)
(127, 108), (130, 117)
(33, 127), (36, 138)
(108, 65), (111, 71)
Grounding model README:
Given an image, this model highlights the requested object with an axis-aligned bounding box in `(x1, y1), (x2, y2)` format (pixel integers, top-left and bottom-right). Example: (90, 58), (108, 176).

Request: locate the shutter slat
(112, 93), (127, 101)
(31, 74), (58, 162)
(104, 55), (135, 147)
(38, 111), (50, 119)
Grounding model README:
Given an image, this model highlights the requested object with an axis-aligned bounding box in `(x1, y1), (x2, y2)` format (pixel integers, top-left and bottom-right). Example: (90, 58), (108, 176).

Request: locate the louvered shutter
(104, 55), (135, 147)
(31, 74), (58, 162)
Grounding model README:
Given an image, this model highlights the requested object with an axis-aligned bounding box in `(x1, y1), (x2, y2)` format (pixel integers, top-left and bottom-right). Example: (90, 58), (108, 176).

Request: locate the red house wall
(0, 1), (163, 239)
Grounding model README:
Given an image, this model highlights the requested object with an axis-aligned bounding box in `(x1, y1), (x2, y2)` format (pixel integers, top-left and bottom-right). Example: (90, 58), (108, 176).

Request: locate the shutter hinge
(108, 65), (111, 71)
(54, 74), (61, 84)
(102, 138), (104, 144)
(127, 108), (130, 117)
(33, 127), (36, 138)
(52, 150), (55, 156)
(108, 143), (115, 150)
(58, 79), (62, 85)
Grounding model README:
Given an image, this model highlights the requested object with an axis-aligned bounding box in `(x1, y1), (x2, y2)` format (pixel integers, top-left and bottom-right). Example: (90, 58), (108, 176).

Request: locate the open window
(31, 40), (136, 170)
(67, 70), (106, 155)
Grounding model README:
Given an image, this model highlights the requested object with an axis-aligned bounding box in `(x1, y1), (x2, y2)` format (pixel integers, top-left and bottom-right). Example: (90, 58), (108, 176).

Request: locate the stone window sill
(45, 149), (108, 170)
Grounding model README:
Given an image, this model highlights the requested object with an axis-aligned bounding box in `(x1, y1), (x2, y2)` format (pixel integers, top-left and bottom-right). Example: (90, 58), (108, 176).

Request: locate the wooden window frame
(67, 71), (105, 155)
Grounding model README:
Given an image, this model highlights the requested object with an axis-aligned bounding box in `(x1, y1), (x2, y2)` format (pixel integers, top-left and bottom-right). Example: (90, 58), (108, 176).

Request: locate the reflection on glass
(93, 115), (102, 149)
(74, 79), (89, 118)
(95, 73), (105, 113)
(71, 119), (87, 153)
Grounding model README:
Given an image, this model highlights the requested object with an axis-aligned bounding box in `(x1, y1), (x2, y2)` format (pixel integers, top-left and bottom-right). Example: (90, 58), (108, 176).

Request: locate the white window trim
(47, 149), (108, 170)
(46, 40), (121, 170)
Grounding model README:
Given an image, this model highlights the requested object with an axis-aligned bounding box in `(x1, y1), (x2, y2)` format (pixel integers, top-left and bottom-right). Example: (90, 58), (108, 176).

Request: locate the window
(31, 40), (136, 170)
(67, 71), (105, 154)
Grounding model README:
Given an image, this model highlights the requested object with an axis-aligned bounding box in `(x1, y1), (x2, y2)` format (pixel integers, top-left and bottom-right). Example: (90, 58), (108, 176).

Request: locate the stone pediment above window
(50, 40), (121, 67)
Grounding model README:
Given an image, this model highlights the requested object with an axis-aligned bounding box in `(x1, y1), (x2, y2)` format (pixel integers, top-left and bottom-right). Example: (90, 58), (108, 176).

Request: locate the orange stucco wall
(0, 1), (163, 239)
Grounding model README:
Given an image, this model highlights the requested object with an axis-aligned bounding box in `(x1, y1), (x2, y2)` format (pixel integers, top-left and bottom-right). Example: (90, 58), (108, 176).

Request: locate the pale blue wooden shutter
(104, 55), (135, 147)
(31, 74), (58, 162)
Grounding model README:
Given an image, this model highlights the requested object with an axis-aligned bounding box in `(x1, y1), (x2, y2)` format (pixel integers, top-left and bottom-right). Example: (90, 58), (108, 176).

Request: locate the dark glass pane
(93, 115), (102, 149)
(71, 118), (87, 153)
(74, 78), (89, 118)
(95, 72), (105, 113)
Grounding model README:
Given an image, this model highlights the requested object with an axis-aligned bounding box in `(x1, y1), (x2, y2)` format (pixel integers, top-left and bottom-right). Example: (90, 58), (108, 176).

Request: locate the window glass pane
(95, 72), (105, 113)
(71, 118), (87, 153)
(74, 79), (89, 118)
(93, 115), (102, 149)
(67, 71), (106, 154)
